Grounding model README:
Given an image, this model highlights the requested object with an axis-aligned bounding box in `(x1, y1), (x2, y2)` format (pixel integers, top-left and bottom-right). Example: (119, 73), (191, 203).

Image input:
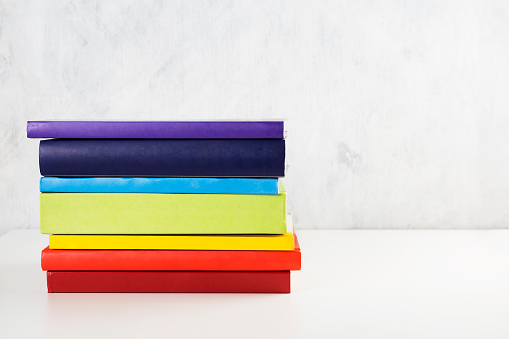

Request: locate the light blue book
(40, 177), (281, 195)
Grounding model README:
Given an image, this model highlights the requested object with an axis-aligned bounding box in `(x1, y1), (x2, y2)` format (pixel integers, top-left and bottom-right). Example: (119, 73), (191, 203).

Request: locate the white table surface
(1, 229), (509, 339)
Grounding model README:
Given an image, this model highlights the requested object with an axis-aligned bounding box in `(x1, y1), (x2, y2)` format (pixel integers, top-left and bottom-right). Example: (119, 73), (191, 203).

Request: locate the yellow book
(49, 233), (295, 251)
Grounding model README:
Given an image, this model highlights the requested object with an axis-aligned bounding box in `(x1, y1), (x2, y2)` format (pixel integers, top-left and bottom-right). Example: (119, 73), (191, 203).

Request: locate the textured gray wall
(1, 0), (509, 234)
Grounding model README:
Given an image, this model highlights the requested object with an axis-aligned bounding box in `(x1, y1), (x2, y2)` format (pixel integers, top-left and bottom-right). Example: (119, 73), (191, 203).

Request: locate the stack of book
(28, 121), (301, 293)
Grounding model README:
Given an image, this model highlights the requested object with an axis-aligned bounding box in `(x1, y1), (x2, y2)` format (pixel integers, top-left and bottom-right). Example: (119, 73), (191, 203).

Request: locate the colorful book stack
(28, 121), (301, 293)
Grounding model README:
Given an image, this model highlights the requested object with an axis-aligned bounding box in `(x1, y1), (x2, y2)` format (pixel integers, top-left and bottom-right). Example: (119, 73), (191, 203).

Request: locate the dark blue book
(39, 139), (285, 177)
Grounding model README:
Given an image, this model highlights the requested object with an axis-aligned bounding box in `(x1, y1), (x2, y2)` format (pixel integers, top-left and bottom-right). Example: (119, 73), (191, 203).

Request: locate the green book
(40, 190), (287, 235)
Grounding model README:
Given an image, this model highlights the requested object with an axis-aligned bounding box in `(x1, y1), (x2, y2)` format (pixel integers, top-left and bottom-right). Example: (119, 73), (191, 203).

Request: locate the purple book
(27, 121), (285, 139)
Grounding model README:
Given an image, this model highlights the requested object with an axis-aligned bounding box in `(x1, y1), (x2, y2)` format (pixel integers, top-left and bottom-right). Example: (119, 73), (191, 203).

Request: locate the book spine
(40, 177), (280, 194)
(39, 139), (285, 177)
(28, 121), (284, 139)
(48, 234), (295, 250)
(40, 193), (287, 235)
(47, 271), (291, 293)
(41, 247), (301, 271)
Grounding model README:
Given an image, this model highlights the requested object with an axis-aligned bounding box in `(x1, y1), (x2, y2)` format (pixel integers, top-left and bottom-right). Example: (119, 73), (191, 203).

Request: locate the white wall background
(1, 0), (509, 234)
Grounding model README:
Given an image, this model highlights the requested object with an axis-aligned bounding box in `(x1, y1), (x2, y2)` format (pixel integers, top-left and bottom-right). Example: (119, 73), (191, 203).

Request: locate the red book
(46, 271), (291, 293)
(41, 234), (301, 271)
